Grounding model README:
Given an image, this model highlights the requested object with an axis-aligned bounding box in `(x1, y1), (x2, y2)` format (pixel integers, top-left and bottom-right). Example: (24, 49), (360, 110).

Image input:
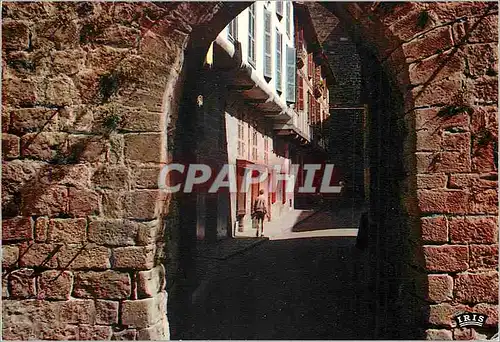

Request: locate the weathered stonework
(2, 1), (498, 340)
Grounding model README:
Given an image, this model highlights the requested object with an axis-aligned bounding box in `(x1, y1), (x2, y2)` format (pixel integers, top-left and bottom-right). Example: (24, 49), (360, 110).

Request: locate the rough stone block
(409, 48), (465, 85)
(464, 14), (498, 44)
(133, 166), (162, 189)
(20, 132), (68, 161)
(423, 245), (468, 272)
(68, 187), (100, 216)
(123, 190), (159, 219)
(466, 43), (498, 78)
(469, 75), (498, 104)
(469, 244), (498, 271)
(41, 75), (80, 107)
(469, 188), (498, 214)
(47, 218), (87, 243)
(9, 268), (36, 298)
(473, 303), (498, 327)
(137, 317), (169, 340)
(427, 274), (453, 303)
(2, 216), (33, 241)
(78, 325), (113, 340)
(136, 220), (161, 245)
(412, 78), (466, 109)
(95, 300), (119, 325)
(21, 185), (68, 216)
(100, 190), (124, 218)
(37, 270), (73, 300)
(58, 106), (94, 133)
(402, 26), (454, 63)
(442, 132), (470, 152)
(124, 133), (162, 163)
(3, 276), (9, 298)
(416, 129), (441, 151)
(10, 108), (58, 134)
(38, 164), (91, 189)
(2, 133), (20, 158)
(73, 270), (131, 299)
(88, 219), (139, 246)
(418, 190), (469, 214)
(449, 216), (497, 243)
(57, 244), (110, 270)
(59, 299), (96, 324)
(425, 329), (453, 340)
(415, 107), (469, 133)
(34, 217), (49, 242)
(2, 21), (30, 50)
(454, 272), (498, 303)
(112, 329), (137, 340)
(112, 246), (155, 270)
(417, 174), (447, 189)
(2, 245), (19, 268)
(421, 216), (448, 243)
(137, 264), (166, 298)
(428, 303), (472, 327)
(66, 135), (107, 163)
(121, 292), (167, 328)
(92, 165), (131, 189)
(3, 77), (38, 107)
(36, 324), (79, 340)
(19, 243), (60, 268)
(50, 49), (86, 76)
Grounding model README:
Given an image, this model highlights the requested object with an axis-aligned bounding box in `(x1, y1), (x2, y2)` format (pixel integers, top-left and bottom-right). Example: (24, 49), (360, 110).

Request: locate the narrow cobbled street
(181, 209), (374, 340)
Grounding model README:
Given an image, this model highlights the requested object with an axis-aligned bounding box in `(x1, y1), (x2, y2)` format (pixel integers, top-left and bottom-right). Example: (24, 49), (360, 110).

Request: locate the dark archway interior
(165, 2), (424, 339)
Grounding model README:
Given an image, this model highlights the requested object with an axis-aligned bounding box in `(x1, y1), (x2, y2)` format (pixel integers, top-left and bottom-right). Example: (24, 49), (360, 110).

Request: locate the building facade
(198, 1), (335, 238)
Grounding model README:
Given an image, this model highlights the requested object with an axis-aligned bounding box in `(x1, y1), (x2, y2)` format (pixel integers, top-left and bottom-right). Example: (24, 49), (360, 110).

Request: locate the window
(248, 4), (256, 67)
(264, 136), (269, 164)
(264, 9), (272, 80)
(276, 30), (282, 93)
(286, 1), (291, 38)
(308, 92), (313, 124)
(307, 53), (313, 80)
(276, 0), (283, 19)
(228, 18), (237, 42)
(237, 120), (246, 158)
(296, 27), (304, 52)
(286, 46), (296, 103)
(252, 129), (258, 161)
(297, 74), (304, 111)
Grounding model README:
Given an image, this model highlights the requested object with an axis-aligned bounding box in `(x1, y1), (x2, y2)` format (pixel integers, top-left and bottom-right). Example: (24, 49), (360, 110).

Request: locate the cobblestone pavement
(180, 207), (374, 339)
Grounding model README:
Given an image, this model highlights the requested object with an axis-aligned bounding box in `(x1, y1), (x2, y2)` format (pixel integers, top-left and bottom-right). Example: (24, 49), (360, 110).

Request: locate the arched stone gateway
(2, 2), (497, 340)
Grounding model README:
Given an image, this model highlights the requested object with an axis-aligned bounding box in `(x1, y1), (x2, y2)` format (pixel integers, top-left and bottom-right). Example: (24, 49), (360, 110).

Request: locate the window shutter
(248, 4), (256, 66)
(286, 46), (296, 103)
(276, 30), (282, 92)
(276, 0), (283, 18)
(286, 2), (290, 38)
(264, 9), (272, 79)
(228, 18), (237, 42)
(297, 74), (303, 111)
(307, 53), (313, 79)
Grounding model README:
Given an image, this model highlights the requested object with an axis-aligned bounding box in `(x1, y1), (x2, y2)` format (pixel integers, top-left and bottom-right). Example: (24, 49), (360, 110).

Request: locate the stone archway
(2, 2), (497, 340)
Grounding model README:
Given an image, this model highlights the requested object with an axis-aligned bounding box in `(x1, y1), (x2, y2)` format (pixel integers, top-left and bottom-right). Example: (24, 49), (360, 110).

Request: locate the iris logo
(454, 312), (488, 328)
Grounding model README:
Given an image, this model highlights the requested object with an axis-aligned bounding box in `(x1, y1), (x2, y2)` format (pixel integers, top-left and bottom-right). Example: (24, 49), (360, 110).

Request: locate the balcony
(212, 36), (293, 123)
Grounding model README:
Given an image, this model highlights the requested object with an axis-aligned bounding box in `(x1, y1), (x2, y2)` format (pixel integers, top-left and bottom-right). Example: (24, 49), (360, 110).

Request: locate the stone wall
(2, 2), (498, 340)
(324, 2), (499, 339)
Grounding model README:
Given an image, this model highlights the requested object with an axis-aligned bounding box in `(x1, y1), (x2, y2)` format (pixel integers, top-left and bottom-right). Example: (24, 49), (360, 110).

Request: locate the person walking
(253, 189), (268, 237)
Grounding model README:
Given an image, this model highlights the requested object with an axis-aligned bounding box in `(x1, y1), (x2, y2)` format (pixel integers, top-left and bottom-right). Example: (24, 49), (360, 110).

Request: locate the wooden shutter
(248, 4), (256, 66)
(276, 1), (283, 18)
(276, 30), (282, 92)
(297, 74), (303, 111)
(264, 9), (272, 79)
(286, 46), (296, 103)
